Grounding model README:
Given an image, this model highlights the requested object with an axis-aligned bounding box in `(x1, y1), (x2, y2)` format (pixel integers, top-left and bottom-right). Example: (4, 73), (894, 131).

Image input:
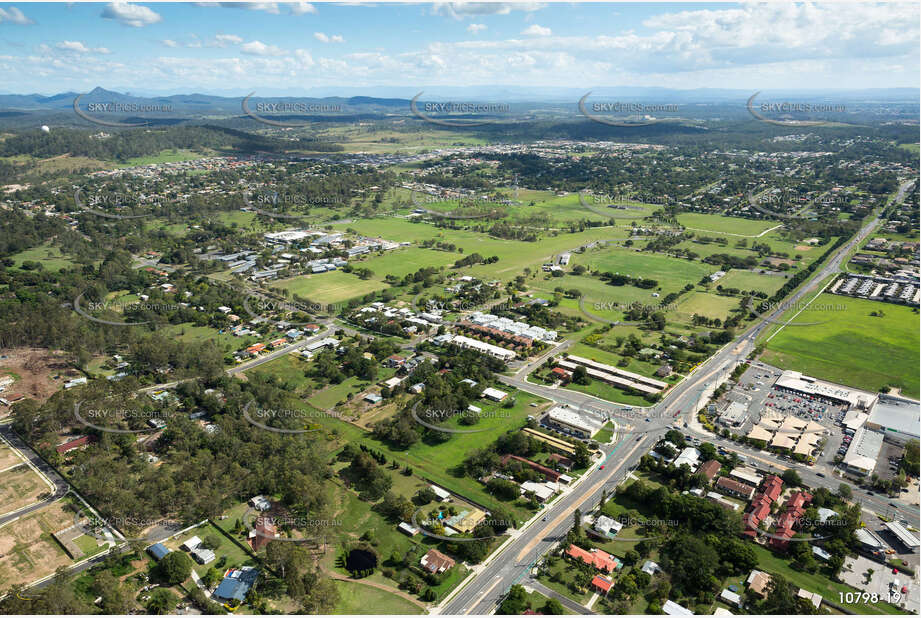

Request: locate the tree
(572, 441), (591, 468)
(498, 584), (528, 614)
(837, 483), (852, 500)
(146, 588), (177, 615)
(572, 508), (583, 537)
(156, 551), (192, 585)
(542, 598), (565, 614)
(572, 365), (591, 385)
(781, 469), (802, 487)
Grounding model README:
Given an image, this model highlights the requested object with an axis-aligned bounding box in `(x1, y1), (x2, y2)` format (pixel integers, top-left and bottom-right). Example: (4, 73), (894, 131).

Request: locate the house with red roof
(566, 544), (621, 573)
(770, 491), (813, 550)
(55, 435), (98, 454)
(501, 454), (562, 482)
(249, 516), (277, 551)
(592, 574), (614, 595)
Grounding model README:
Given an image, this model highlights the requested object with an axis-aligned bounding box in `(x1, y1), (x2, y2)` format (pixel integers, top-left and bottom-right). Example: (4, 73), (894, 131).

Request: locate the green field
(581, 246), (713, 295)
(273, 270), (389, 304)
(717, 269), (788, 295)
(306, 389), (545, 523)
(160, 323), (259, 357)
(676, 213), (780, 236)
(674, 291), (742, 322)
(763, 294), (920, 397)
(332, 580), (424, 614)
(9, 244), (75, 272)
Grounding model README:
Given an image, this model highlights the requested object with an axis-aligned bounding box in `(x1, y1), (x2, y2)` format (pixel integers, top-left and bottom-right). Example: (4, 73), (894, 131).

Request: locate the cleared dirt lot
(0, 347), (78, 411)
(0, 444), (25, 471)
(0, 500), (76, 588)
(0, 464), (52, 515)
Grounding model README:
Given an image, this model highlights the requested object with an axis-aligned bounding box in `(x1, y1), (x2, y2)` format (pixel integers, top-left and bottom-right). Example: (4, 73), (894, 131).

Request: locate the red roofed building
(501, 454), (562, 482)
(743, 476), (785, 538)
(249, 516), (277, 551)
(698, 460), (721, 483)
(566, 544), (619, 573)
(56, 435), (97, 454)
(269, 338), (287, 349)
(245, 343), (266, 356)
(551, 367), (572, 383)
(592, 574), (614, 595)
(770, 491), (813, 550)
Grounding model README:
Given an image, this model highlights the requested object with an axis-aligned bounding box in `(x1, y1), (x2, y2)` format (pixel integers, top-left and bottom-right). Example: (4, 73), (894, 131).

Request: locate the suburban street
(442, 179), (917, 614)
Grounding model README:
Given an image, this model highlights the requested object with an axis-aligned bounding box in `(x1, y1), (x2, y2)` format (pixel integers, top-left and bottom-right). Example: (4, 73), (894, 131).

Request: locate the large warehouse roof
(867, 395), (920, 440)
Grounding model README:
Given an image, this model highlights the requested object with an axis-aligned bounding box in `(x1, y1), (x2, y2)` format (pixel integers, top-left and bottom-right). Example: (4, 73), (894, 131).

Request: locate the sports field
(674, 291), (742, 322)
(762, 294), (920, 398)
(273, 270), (389, 304)
(717, 270), (788, 295)
(581, 246), (713, 294)
(676, 213), (780, 236)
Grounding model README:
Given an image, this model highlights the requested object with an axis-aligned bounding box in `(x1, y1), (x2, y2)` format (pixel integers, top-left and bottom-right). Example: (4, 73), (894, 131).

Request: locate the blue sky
(0, 2), (917, 95)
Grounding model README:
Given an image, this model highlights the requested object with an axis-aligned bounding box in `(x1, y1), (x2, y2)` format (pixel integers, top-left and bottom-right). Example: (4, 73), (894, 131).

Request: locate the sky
(0, 1), (918, 95)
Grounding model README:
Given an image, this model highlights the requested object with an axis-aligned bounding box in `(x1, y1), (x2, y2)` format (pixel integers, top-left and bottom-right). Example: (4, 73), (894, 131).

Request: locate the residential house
(566, 544), (621, 573)
(420, 548), (456, 574)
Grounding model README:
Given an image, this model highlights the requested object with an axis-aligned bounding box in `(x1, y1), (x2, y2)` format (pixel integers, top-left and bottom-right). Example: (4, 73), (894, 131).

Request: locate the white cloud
(290, 2), (316, 15)
(219, 2), (279, 14)
(101, 2), (162, 28)
(314, 32), (344, 44)
(161, 39), (178, 48)
(434, 2), (544, 20)
(212, 34), (244, 47)
(240, 40), (282, 56)
(521, 24), (551, 37)
(0, 6), (34, 25)
(467, 23), (487, 34)
(56, 40), (111, 54)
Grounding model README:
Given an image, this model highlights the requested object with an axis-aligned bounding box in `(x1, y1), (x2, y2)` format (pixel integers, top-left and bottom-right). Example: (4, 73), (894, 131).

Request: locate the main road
(442, 179), (916, 615)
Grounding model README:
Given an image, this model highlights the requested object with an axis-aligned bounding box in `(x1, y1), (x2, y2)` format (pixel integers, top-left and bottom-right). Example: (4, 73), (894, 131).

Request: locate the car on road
(817, 472), (825, 477)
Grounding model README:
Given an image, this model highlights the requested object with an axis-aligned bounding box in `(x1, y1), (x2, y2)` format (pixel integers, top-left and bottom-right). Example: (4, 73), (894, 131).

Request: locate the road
(0, 424), (69, 526)
(443, 179), (917, 614)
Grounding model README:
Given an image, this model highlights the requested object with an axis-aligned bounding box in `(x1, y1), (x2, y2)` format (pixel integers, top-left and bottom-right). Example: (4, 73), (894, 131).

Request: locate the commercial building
(546, 406), (605, 438)
(451, 334), (517, 362)
(774, 370), (877, 410)
(560, 354), (668, 394)
(719, 401), (749, 427)
(673, 447), (700, 470)
(884, 521), (920, 551)
(866, 395), (920, 443)
(843, 427), (884, 477)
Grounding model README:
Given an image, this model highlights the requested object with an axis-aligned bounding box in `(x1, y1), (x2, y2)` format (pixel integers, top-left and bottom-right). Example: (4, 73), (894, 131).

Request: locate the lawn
(164, 521), (259, 578)
(674, 291), (743, 322)
(273, 270), (389, 304)
(718, 270), (788, 295)
(537, 556), (593, 605)
(762, 294), (920, 398)
(581, 247), (713, 295)
(676, 213), (780, 236)
(750, 544), (903, 615)
(160, 323), (259, 357)
(307, 391), (543, 523)
(593, 422), (615, 444)
(332, 580), (424, 614)
(9, 244), (75, 272)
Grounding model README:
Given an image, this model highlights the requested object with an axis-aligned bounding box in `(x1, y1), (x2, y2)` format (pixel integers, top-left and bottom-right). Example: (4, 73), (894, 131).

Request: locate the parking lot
(838, 553), (919, 614)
